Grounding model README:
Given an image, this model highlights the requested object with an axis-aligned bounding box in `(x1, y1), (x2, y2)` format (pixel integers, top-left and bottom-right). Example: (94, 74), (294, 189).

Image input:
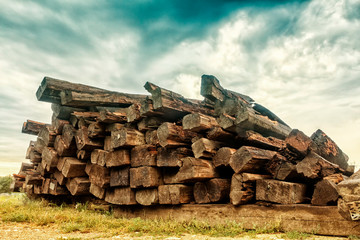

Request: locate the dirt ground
(0, 221), (350, 240)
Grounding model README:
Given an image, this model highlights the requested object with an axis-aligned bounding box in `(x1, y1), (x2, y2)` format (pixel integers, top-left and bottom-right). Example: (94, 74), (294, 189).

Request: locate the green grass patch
(281, 231), (312, 239)
(0, 194), (336, 239)
(0, 175), (13, 193)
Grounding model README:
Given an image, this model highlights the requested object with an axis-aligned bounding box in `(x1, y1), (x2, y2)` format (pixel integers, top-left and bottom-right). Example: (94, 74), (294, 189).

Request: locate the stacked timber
(15, 75), (358, 220)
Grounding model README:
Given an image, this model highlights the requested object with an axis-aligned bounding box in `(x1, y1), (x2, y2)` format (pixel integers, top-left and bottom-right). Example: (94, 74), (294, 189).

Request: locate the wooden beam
(22, 120), (48, 135)
(36, 76), (109, 104)
(158, 184), (193, 205)
(191, 138), (223, 159)
(235, 107), (291, 140)
(144, 81), (214, 118)
(136, 188), (159, 206)
(111, 127), (145, 148)
(256, 179), (307, 204)
(105, 187), (136, 205)
(311, 129), (349, 172)
(110, 166), (130, 187)
(157, 122), (197, 148)
(105, 149), (130, 167)
(229, 146), (277, 174)
(176, 157), (218, 183)
(157, 147), (192, 168)
(296, 151), (343, 180)
(131, 145), (157, 167)
(130, 167), (162, 188)
(194, 178), (230, 204)
(60, 89), (147, 107)
(182, 113), (219, 132)
(66, 177), (90, 196)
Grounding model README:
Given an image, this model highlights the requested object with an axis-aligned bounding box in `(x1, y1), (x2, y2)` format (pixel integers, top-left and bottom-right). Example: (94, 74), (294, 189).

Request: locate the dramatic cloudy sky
(0, 0), (359, 176)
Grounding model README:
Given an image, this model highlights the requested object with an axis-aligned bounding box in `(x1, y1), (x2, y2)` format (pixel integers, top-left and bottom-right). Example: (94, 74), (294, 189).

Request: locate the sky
(0, 0), (359, 176)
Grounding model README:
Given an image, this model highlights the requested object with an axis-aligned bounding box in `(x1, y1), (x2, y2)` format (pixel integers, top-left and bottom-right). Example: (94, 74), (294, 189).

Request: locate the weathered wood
(66, 177), (90, 196)
(90, 149), (108, 167)
(207, 127), (235, 143)
(42, 178), (51, 194)
(111, 127), (145, 148)
(136, 188), (159, 206)
(53, 170), (67, 185)
(158, 184), (194, 205)
(176, 157), (218, 183)
(97, 109), (127, 124)
(105, 149), (130, 167)
(62, 124), (77, 147)
(60, 89), (147, 107)
(104, 136), (113, 151)
(85, 162), (93, 175)
(213, 147), (236, 168)
(191, 138), (223, 159)
(145, 130), (160, 146)
(57, 157), (67, 171)
(230, 173), (271, 205)
(61, 158), (87, 178)
(25, 141), (36, 159)
(337, 179), (360, 220)
(110, 166), (130, 187)
(216, 114), (237, 133)
(54, 135), (77, 157)
(72, 111), (100, 120)
(131, 145), (157, 167)
(235, 107), (291, 140)
(182, 113), (219, 132)
(238, 130), (285, 151)
(88, 164), (110, 188)
(29, 150), (42, 164)
(52, 118), (70, 135)
(41, 147), (59, 172)
(75, 126), (104, 151)
(90, 183), (106, 199)
(194, 178), (230, 204)
(105, 187), (136, 205)
(25, 174), (43, 185)
(38, 126), (57, 147)
(130, 166), (162, 188)
(22, 120), (48, 135)
(157, 122), (197, 147)
(311, 179), (338, 206)
(200, 74), (253, 104)
(157, 147), (192, 168)
(51, 103), (86, 120)
(144, 81), (214, 119)
(49, 179), (68, 195)
(138, 117), (163, 132)
(286, 129), (317, 158)
(229, 146), (277, 174)
(266, 153), (299, 181)
(36, 76), (109, 103)
(87, 122), (106, 138)
(324, 173), (344, 184)
(256, 179), (307, 204)
(311, 129), (349, 172)
(162, 168), (180, 184)
(296, 151), (342, 180)
(126, 104), (141, 122)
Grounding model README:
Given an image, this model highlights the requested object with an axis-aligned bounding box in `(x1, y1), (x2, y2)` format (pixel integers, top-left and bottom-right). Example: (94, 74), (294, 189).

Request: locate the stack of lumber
(15, 75), (358, 220)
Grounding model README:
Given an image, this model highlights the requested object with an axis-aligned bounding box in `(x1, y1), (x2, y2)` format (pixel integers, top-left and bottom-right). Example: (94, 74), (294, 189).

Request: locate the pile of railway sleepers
(14, 74), (359, 221)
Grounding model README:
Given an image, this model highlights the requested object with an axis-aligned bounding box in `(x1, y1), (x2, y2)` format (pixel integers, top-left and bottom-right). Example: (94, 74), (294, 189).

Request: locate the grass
(0, 175), (13, 193)
(0, 194), (334, 239)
